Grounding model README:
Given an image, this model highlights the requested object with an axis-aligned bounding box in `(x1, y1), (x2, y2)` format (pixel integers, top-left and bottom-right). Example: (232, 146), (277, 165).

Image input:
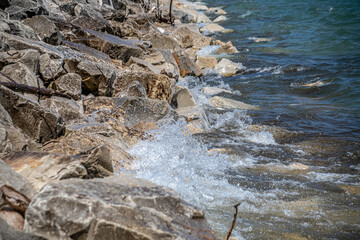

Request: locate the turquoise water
(204, 0), (360, 141)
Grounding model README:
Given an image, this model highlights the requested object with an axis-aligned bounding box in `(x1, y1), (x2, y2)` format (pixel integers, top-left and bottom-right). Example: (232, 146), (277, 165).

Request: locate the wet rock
(49, 73), (82, 100)
(0, 85), (65, 143)
(215, 58), (244, 77)
(24, 175), (217, 240)
(76, 60), (116, 96)
(0, 217), (45, 240)
(22, 15), (61, 45)
(170, 26), (212, 49)
(200, 23), (225, 33)
(206, 7), (227, 15)
(172, 50), (203, 77)
(201, 86), (231, 95)
(0, 207), (24, 231)
(0, 49), (40, 73)
(41, 97), (85, 122)
(196, 56), (218, 69)
(173, 86), (196, 109)
(213, 15), (227, 22)
(74, 28), (144, 62)
(39, 53), (64, 81)
(252, 37), (273, 42)
(209, 96), (258, 110)
(0, 19), (36, 40)
(113, 70), (175, 102)
(216, 41), (238, 54)
(0, 62), (43, 88)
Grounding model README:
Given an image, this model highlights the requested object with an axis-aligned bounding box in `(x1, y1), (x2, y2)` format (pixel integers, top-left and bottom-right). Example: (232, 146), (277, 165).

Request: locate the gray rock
(3, 0), (49, 21)
(0, 85), (65, 143)
(41, 96), (86, 122)
(50, 73), (82, 100)
(22, 15), (61, 45)
(170, 26), (211, 49)
(0, 49), (40, 73)
(0, 217), (45, 240)
(0, 19), (37, 40)
(0, 159), (36, 206)
(24, 176), (217, 240)
(173, 86), (196, 109)
(39, 53), (64, 81)
(114, 81), (147, 98)
(1, 62), (43, 88)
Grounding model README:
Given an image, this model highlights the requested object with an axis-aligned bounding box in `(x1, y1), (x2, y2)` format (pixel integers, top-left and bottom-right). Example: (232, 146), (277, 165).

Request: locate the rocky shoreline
(0, 0), (253, 239)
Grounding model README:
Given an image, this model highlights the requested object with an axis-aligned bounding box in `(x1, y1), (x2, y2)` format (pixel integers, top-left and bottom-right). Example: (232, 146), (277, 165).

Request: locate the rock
(113, 70), (175, 103)
(41, 97), (85, 122)
(184, 47), (198, 62)
(0, 62), (43, 88)
(213, 15), (227, 22)
(0, 217), (45, 240)
(196, 56), (218, 69)
(0, 207), (24, 231)
(200, 23), (225, 33)
(209, 96), (258, 110)
(172, 50), (203, 77)
(179, 8), (200, 23)
(176, 106), (209, 133)
(0, 85), (65, 143)
(3, 0), (49, 20)
(76, 60), (116, 96)
(49, 73), (82, 100)
(220, 28), (234, 34)
(24, 176), (217, 240)
(158, 49), (180, 76)
(0, 19), (37, 40)
(170, 26), (212, 49)
(201, 87), (232, 95)
(215, 58), (245, 77)
(288, 163), (309, 170)
(173, 86), (196, 108)
(252, 37), (273, 42)
(115, 81), (147, 98)
(118, 97), (177, 125)
(216, 41), (238, 54)
(74, 28), (144, 62)
(207, 7), (227, 15)
(143, 31), (179, 50)
(22, 15), (61, 45)
(39, 53), (64, 81)
(109, 19), (140, 38)
(71, 15), (111, 33)
(126, 56), (161, 74)
(0, 49), (40, 73)
(197, 14), (212, 23)
(0, 159), (36, 203)
(192, 4), (209, 11)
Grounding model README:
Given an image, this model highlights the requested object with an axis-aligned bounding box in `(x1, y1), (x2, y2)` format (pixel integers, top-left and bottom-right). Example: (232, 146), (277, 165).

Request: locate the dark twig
(0, 72), (72, 99)
(169, 0), (174, 25)
(225, 203), (240, 240)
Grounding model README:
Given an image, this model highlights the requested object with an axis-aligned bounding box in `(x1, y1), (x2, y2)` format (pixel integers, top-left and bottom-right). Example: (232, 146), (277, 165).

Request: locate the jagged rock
(201, 87), (232, 95)
(2, 0), (49, 20)
(200, 23), (225, 33)
(41, 97), (86, 122)
(0, 85), (65, 143)
(0, 62), (43, 88)
(39, 53), (64, 81)
(126, 57), (161, 74)
(109, 19), (140, 38)
(74, 28), (144, 62)
(173, 86), (196, 108)
(215, 58), (245, 77)
(22, 15), (61, 45)
(216, 41), (238, 54)
(184, 47), (198, 61)
(209, 96), (258, 110)
(213, 15), (227, 22)
(118, 96), (177, 125)
(172, 50), (203, 77)
(0, 217), (45, 240)
(49, 73), (82, 100)
(0, 49), (40, 73)
(113, 70), (175, 102)
(143, 31), (179, 50)
(71, 15), (111, 33)
(196, 56), (218, 69)
(178, 7), (200, 23)
(24, 176), (217, 240)
(170, 26), (212, 49)
(0, 19), (37, 40)
(197, 14), (212, 23)
(158, 49), (180, 76)
(76, 60), (116, 96)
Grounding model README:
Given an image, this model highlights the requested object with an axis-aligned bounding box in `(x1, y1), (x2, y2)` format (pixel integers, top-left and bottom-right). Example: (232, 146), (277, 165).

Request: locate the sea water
(128, 0), (360, 239)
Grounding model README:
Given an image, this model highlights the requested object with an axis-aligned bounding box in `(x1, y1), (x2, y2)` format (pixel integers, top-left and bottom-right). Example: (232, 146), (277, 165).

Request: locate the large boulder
(172, 50), (203, 77)
(0, 85), (65, 143)
(24, 176), (218, 240)
(22, 15), (61, 45)
(0, 62), (43, 88)
(170, 26), (212, 49)
(215, 58), (245, 77)
(172, 86), (196, 109)
(0, 20), (37, 40)
(49, 73), (82, 100)
(0, 49), (40, 73)
(2, 0), (49, 20)
(39, 53), (64, 81)
(200, 23), (225, 33)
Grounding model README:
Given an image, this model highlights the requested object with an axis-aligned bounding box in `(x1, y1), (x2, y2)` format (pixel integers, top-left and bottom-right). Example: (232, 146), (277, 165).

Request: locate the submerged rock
(24, 176), (217, 240)
(200, 23), (225, 33)
(209, 96), (258, 110)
